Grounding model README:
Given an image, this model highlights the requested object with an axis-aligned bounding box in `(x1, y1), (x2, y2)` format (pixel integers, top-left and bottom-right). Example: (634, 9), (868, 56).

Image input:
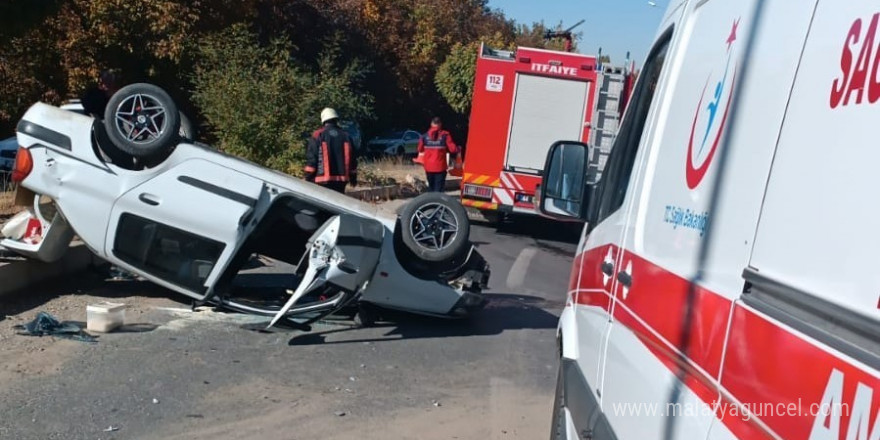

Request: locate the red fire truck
(460, 45), (633, 219)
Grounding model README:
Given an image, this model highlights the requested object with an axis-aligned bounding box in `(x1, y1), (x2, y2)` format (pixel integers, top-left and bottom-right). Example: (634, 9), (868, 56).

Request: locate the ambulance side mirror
(537, 141), (591, 222)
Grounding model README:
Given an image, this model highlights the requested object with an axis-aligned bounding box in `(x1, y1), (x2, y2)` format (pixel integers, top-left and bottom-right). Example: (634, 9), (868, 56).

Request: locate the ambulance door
(571, 19), (678, 429)
(601, 0), (764, 438)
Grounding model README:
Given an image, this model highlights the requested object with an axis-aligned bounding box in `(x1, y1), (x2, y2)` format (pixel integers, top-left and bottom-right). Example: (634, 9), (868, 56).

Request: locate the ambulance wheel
(400, 193), (470, 263)
(103, 83), (180, 159)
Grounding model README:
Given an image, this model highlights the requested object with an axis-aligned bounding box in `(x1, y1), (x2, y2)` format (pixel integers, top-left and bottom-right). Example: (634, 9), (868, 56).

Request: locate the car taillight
(11, 147), (32, 182)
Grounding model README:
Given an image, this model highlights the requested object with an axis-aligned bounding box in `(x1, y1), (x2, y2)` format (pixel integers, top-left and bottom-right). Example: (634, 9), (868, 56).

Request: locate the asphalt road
(0, 219), (580, 440)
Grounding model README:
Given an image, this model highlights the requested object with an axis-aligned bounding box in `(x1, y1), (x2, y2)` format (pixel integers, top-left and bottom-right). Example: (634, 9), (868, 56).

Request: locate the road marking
(506, 247), (537, 289)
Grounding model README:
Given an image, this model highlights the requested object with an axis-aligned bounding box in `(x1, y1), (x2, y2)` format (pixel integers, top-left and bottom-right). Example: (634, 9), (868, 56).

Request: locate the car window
(593, 30), (672, 224)
(404, 132), (419, 141)
(113, 213), (225, 293)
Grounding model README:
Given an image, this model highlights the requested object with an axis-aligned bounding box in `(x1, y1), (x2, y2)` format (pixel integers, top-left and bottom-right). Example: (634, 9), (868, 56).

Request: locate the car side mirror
(537, 141), (592, 222)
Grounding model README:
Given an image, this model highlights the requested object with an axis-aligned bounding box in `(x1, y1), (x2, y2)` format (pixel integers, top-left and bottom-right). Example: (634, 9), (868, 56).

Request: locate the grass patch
(357, 156), (424, 187)
(0, 191), (19, 218)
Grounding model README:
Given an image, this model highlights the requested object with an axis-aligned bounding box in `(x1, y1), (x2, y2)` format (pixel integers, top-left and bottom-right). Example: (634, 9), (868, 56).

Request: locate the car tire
(103, 83), (180, 159)
(395, 145), (405, 156)
(399, 193), (470, 263)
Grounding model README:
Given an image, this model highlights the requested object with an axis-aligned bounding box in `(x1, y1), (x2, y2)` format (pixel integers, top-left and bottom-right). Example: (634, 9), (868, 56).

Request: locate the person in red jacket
(417, 117), (459, 192)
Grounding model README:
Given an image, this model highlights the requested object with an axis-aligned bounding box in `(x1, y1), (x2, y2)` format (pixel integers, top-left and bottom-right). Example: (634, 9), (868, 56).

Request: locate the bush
(191, 25), (374, 176)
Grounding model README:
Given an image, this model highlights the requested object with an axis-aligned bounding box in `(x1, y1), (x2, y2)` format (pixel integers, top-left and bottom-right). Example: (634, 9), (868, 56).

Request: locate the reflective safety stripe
(422, 134), (447, 148)
(461, 199), (499, 210)
(344, 141), (351, 174)
(315, 175), (349, 183)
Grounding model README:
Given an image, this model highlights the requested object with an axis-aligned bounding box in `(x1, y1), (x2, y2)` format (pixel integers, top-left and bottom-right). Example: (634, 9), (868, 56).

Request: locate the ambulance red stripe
(570, 246), (880, 439)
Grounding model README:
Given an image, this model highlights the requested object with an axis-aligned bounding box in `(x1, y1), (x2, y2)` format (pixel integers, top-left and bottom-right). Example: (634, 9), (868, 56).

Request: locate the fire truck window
(594, 30), (671, 225)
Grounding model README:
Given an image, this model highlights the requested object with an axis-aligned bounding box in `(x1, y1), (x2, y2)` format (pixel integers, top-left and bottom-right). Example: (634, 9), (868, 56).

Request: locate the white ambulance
(538, 1), (880, 439)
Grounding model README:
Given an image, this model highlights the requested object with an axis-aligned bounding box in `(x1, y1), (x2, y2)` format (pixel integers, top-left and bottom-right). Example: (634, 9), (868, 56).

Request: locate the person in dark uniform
(417, 117), (459, 192)
(304, 108), (358, 193)
(80, 70), (120, 118)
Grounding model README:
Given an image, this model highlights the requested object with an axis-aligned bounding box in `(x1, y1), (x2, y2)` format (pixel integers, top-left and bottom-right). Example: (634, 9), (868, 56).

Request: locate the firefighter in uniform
(304, 108), (357, 193)
(417, 117), (459, 192)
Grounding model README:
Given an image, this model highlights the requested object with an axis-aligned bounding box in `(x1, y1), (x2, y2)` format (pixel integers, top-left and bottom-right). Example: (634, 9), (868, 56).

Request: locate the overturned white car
(3, 84), (489, 330)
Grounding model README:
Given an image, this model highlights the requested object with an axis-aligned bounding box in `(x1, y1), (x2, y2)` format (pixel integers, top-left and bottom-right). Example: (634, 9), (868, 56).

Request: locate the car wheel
(399, 193), (470, 263)
(395, 145), (405, 156)
(103, 83), (180, 159)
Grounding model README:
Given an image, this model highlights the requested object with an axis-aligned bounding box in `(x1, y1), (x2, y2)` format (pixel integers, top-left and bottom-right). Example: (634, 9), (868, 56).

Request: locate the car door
(403, 131), (421, 154)
(106, 158), (267, 300)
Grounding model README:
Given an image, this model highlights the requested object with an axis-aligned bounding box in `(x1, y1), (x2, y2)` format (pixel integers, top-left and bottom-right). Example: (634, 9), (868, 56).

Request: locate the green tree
(190, 25), (374, 176)
(435, 33), (512, 115)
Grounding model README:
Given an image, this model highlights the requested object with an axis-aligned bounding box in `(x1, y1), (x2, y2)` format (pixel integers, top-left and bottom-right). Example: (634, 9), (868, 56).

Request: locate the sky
(488, 0), (668, 67)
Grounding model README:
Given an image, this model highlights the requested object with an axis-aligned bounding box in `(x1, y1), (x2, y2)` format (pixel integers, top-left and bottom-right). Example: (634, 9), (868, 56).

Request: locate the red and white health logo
(686, 18), (740, 190)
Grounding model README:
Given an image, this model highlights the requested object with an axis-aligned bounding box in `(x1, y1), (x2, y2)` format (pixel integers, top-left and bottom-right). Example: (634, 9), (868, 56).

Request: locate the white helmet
(320, 108), (339, 124)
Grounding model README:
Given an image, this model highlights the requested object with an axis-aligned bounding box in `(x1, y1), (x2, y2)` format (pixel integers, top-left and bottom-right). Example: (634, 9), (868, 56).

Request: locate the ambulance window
(594, 31), (671, 224)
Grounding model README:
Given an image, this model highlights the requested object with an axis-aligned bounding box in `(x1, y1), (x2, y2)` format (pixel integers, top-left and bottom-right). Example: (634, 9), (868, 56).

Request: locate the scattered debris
(186, 414), (204, 419)
(349, 376), (357, 382)
(152, 398), (159, 404)
(103, 426), (119, 432)
(15, 312), (96, 342)
(108, 266), (138, 281)
(334, 411), (346, 417)
(86, 302), (126, 333)
(433, 400), (442, 407)
(359, 364), (366, 369)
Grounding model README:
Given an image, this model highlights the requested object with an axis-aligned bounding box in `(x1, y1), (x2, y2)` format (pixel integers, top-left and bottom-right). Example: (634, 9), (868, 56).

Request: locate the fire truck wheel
(400, 193), (470, 263)
(466, 208), (502, 225)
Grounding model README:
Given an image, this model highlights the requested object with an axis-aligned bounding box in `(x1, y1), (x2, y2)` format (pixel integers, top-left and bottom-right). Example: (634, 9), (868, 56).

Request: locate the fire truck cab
(460, 45), (601, 217)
